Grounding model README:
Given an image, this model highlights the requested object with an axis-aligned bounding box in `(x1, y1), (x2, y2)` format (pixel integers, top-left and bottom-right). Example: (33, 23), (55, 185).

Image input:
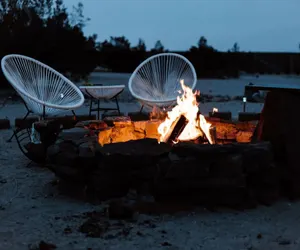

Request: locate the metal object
(243, 97), (247, 112)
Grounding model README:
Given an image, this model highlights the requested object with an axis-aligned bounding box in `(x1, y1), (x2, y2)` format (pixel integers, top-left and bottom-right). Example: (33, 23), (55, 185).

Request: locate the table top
(79, 85), (125, 99)
(79, 85), (125, 89)
(245, 82), (300, 92)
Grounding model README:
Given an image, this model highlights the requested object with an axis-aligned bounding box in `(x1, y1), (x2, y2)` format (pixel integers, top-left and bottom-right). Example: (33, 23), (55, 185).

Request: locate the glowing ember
(212, 107), (218, 113)
(158, 80), (213, 144)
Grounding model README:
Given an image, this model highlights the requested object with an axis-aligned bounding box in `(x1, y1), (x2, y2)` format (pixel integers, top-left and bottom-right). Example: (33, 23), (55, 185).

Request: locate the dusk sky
(63, 0), (300, 52)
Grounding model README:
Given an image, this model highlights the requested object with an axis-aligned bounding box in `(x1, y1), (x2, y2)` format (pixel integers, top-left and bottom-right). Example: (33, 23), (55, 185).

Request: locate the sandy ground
(0, 74), (299, 249)
(1, 129), (300, 250)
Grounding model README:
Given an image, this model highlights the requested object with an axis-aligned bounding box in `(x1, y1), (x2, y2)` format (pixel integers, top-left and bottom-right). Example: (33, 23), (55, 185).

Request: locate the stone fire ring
(45, 117), (280, 210)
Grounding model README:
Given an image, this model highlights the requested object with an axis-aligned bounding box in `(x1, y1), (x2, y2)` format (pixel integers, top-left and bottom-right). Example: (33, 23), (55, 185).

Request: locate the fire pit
(97, 80), (255, 146)
(45, 81), (297, 210)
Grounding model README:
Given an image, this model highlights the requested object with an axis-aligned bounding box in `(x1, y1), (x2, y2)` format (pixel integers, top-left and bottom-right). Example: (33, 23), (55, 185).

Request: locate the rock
(161, 242), (172, 246)
(78, 140), (98, 169)
(161, 158), (210, 179)
(108, 200), (135, 220)
(98, 120), (161, 146)
(110, 124), (141, 144)
(98, 127), (112, 146)
(0, 119), (10, 129)
(47, 164), (85, 182)
(34, 119), (61, 147)
(145, 119), (161, 139)
(278, 239), (291, 245)
(75, 120), (108, 130)
(38, 241), (57, 250)
(207, 120), (238, 140)
(133, 121), (147, 134)
(97, 138), (171, 159)
(48, 140), (79, 168)
(236, 131), (253, 143)
(102, 111), (124, 119)
(54, 115), (77, 129)
(59, 127), (89, 142)
(89, 169), (130, 201)
(209, 111), (232, 120)
(113, 120), (133, 127)
(238, 112), (261, 122)
(128, 111), (150, 121)
(103, 116), (131, 126)
(149, 107), (167, 120)
(76, 114), (97, 121)
(79, 218), (109, 238)
(15, 117), (38, 129)
(24, 143), (47, 163)
(210, 154), (244, 178)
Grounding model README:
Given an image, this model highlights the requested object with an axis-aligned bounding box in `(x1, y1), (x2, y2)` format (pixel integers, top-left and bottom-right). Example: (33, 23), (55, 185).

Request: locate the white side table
(79, 84), (125, 119)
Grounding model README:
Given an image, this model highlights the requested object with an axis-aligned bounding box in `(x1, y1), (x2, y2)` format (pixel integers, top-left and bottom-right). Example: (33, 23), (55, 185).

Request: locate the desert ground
(0, 73), (300, 249)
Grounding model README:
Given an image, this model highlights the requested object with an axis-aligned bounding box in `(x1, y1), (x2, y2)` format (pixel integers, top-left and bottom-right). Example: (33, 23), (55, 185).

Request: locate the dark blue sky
(64, 0), (300, 52)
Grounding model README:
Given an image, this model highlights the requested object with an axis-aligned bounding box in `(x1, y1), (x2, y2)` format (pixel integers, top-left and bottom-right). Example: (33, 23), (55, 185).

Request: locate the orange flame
(158, 80), (213, 144)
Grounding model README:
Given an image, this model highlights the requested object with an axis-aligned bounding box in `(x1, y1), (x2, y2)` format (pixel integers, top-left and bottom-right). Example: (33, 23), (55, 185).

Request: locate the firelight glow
(157, 80), (213, 144)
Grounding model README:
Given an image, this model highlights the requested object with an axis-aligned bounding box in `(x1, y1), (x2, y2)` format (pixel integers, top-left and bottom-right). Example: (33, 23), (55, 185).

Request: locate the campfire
(98, 81), (226, 146)
(157, 80), (213, 144)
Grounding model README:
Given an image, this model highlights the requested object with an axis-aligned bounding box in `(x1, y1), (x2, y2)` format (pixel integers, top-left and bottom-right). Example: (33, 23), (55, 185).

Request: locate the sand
(0, 73), (299, 249)
(0, 128), (300, 250)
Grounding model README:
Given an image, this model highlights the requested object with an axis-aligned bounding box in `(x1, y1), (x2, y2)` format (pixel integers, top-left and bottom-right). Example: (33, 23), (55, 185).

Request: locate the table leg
(89, 99), (93, 117)
(140, 105), (144, 113)
(97, 99), (100, 120)
(115, 97), (121, 115)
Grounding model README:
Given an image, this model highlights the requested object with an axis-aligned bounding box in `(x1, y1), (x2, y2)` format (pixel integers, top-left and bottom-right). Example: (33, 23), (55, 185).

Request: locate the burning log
(161, 115), (188, 144)
(209, 126), (217, 144)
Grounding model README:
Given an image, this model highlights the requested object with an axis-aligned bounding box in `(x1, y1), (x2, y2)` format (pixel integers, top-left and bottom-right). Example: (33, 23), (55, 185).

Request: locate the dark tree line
(96, 35), (241, 78)
(97, 34), (300, 77)
(0, 0), (98, 88)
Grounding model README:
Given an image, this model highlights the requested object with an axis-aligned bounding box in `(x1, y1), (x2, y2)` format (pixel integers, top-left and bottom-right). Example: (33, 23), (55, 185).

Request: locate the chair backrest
(1, 54), (84, 116)
(129, 53), (197, 108)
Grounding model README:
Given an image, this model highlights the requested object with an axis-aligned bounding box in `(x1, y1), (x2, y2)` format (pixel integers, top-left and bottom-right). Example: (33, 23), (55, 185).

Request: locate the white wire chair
(1, 54), (85, 119)
(1, 54), (85, 144)
(128, 53), (197, 111)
